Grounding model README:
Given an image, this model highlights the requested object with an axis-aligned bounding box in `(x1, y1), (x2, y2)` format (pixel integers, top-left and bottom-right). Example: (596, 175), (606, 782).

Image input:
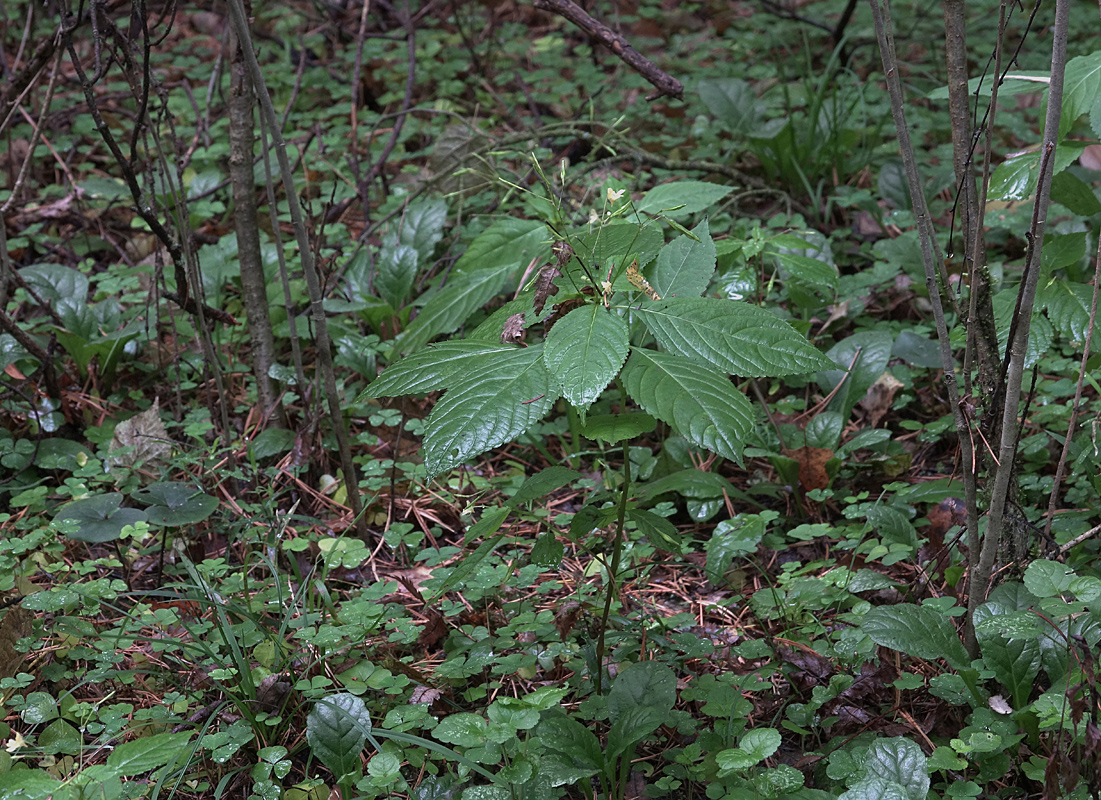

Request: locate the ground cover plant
(1, 0), (1101, 798)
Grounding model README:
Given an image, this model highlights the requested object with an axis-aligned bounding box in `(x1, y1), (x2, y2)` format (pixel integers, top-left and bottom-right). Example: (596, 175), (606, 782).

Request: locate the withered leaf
(533, 264), (562, 315)
(552, 240), (574, 269)
(501, 313), (527, 343)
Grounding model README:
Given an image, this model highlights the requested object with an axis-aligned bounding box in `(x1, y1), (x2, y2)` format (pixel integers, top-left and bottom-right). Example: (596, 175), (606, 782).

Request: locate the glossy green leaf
(698, 77), (763, 137)
(1051, 170), (1101, 216)
(422, 345), (558, 477)
(1059, 51), (1101, 140)
(579, 412), (656, 444)
(400, 195), (447, 263)
(994, 289), (1054, 369)
(543, 304), (629, 413)
(20, 263), (89, 304)
(817, 331), (894, 419)
(973, 584), (1042, 710)
(360, 341), (516, 400)
(638, 297), (831, 377)
(394, 263), (515, 355)
(649, 219), (715, 300)
(634, 181), (734, 219)
(306, 693), (372, 782)
(622, 349), (753, 465)
(54, 493), (147, 543)
(535, 712), (605, 771)
(1041, 280), (1096, 345)
(706, 515), (767, 584)
(627, 508), (682, 553)
(861, 603), (970, 671)
(862, 738), (929, 800)
(988, 142), (1088, 201)
(375, 242), (419, 310)
(506, 466), (582, 508)
(1023, 559), (1075, 597)
(453, 218), (548, 273)
(107, 731), (194, 776)
(609, 661), (676, 718)
(570, 222), (664, 280)
(131, 482), (218, 527)
(606, 705), (665, 762)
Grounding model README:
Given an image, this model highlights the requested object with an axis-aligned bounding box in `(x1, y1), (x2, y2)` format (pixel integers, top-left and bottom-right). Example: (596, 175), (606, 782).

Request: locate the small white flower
(606, 188), (625, 203)
(589, 209), (600, 225)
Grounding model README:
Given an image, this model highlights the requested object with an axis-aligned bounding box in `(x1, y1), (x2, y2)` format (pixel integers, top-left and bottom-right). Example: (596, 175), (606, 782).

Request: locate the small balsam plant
(360, 176), (835, 479)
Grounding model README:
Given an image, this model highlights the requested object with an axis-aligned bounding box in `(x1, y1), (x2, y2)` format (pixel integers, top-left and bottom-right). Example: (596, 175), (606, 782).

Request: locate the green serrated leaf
(422, 345), (558, 477)
(698, 78), (763, 137)
(861, 603), (970, 671)
(988, 142), (1088, 202)
(454, 218), (548, 273)
(622, 349), (753, 465)
(375, 242), (419, 310)
(609, 661), (677, 719)
(400, 196), (448, 263)
(862, 738), (929, 800)
(627, 508), (682, 553)
(543, 304), (629, 413)
(1023, 559), (1075, 597)
(359, 341), (516, 400)
(994, 289), (1054, 369)
(634, 181), (734, 219)
(1051, 170), (1101, 216)
(306, 693), (372, 782)
(579, 412), (656, 445)
(394, 264), (515, 355)
(1060, 51), (1101, 140)
(649, 219), (715, 300)
(506, 466), (582, 508)
(638, 297), (831, 377)
(106, 731), (194, 776)
(1042, 280), (1096, 345)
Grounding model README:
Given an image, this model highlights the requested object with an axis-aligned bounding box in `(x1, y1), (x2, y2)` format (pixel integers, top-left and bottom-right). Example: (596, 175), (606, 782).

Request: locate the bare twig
(225, 0), (369, 539)
(976, 0), (1070, 629)
(533, 0), (683, 100)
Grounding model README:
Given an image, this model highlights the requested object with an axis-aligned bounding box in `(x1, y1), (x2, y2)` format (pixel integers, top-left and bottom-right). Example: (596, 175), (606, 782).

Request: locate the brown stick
(533, 0), (683, 100)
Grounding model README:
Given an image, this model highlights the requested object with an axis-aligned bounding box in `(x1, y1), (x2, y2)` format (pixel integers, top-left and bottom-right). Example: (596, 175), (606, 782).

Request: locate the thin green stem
(594, 435), (632, 695)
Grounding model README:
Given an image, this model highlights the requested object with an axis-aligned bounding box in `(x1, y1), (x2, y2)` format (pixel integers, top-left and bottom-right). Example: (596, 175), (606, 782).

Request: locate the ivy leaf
(649, 219), (715, 300)
(423, 345), (558, 477)
(637, 297), (832, 376)
(359, 341), (516, 400)
(861, 603), (970, 671)
(622, 349), (753, 465)
(306, 693), (373, 783)
(543, 304), (629, 415)
(394, 263), (515, 355)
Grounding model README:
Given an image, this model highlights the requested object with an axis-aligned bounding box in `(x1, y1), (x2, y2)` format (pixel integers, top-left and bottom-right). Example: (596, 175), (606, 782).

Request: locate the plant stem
(594, 437), (632, 694)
